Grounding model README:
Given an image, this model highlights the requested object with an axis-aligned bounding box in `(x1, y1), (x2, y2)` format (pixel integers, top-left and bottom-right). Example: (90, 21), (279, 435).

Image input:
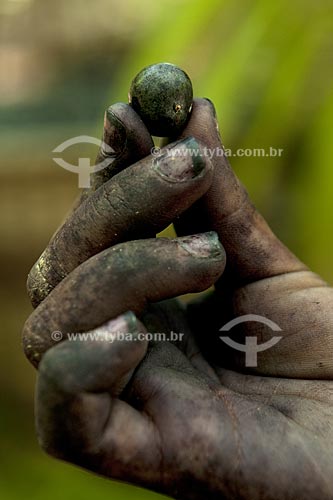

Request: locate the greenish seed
(129, 62), (193, 137)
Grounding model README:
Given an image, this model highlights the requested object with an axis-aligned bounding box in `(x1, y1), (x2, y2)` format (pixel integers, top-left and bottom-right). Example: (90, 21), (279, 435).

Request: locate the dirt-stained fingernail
(94, 311), (138, 338)
(203, 98), (217, 117)
(178, 232), (225, 258)
(102, 106), (127, 155)
(153, 137), (206, 182)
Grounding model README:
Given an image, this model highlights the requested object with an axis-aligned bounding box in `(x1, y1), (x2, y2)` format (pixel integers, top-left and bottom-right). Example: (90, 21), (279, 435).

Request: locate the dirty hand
(23, 99), (333, 500)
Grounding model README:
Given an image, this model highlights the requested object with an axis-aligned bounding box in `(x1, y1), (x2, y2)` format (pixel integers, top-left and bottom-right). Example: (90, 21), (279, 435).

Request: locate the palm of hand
(112, 277), (333, 500)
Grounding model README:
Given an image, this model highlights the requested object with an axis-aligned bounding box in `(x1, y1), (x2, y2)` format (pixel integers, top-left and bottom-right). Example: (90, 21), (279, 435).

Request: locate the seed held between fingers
(129, 62), (193, 137)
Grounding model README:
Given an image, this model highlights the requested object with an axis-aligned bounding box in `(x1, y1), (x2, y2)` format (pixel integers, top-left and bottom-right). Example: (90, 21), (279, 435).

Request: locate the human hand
(22, 99), (333, 500)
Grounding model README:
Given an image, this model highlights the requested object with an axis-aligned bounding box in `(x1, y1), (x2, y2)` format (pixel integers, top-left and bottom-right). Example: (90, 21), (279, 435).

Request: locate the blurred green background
(1, 0), (333, 498)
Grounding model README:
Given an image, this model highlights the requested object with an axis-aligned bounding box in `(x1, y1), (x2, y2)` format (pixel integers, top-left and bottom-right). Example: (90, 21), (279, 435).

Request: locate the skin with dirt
(22, 98), (333, 500)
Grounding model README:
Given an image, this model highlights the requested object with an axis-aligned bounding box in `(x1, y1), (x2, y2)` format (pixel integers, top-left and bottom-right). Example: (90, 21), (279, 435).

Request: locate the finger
(81, 102), (154, 198)
(174, 98), (306, 284)
(27, 138), (214, 307)
(36, 312), (219, 494)
(27, 103), (153, 307)
(35, 312), (163, 485)
(23, 232), (226, 366)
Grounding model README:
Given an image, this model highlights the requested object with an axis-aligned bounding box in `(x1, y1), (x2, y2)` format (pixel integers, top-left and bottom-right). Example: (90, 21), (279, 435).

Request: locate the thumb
(174, 98), (306, 284)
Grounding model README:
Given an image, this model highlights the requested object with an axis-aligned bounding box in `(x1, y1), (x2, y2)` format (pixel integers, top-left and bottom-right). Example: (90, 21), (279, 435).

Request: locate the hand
(23, 99), (333, 500)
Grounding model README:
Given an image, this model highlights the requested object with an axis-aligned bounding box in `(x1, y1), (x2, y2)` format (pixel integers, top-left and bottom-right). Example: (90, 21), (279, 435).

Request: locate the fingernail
(154, 137), (205, 182)
(92, 311), (138, 339)
(122, 311), (138, 331)
(178, 232), (225, 258)
(103, 106), (127, 155)
(203, 98), (217, 117)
